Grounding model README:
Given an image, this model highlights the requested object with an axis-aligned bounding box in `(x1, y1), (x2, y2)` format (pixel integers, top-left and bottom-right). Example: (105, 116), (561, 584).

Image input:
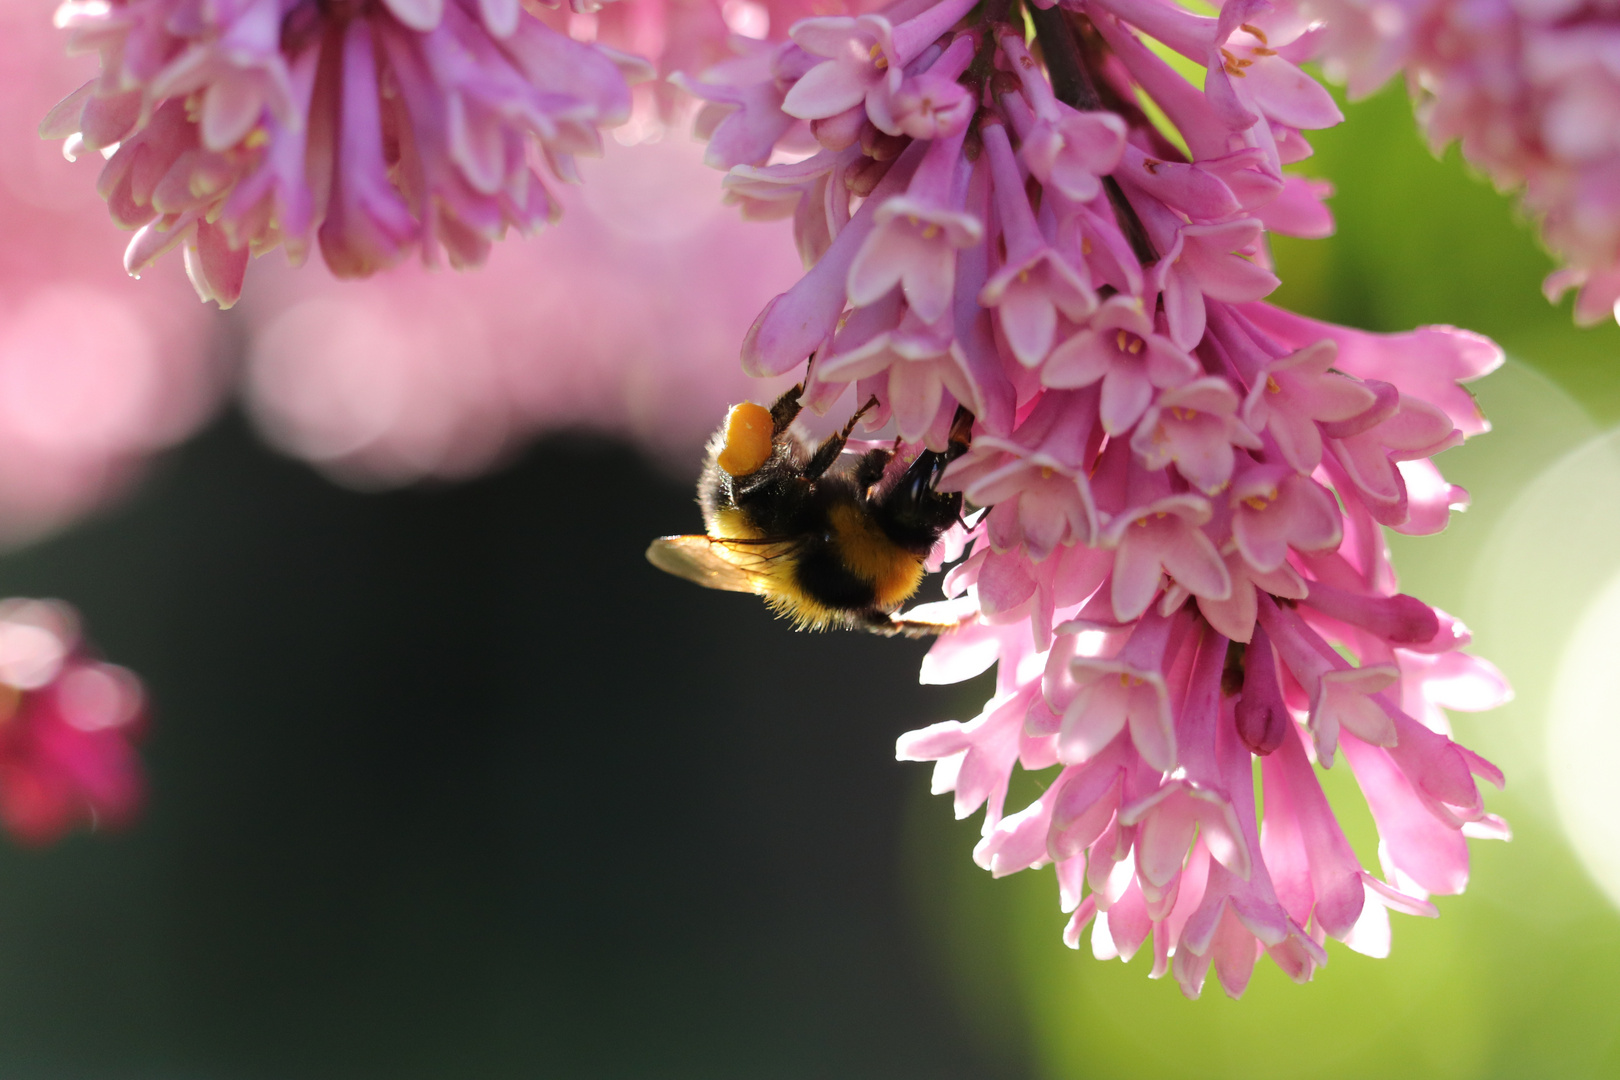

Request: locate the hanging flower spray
(677, 0), (1510, 997)
(33, 0), (1601, 998)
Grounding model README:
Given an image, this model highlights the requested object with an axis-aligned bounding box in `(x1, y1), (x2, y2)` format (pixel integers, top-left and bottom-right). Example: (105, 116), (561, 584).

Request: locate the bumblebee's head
(715, 401), (774, 477)
(868, 416), (971, 553)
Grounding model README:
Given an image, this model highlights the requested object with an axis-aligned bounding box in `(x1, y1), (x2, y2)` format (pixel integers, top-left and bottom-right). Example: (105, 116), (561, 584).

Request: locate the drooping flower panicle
(42, 0), (650, 307)
(683, 0), (1509, 996)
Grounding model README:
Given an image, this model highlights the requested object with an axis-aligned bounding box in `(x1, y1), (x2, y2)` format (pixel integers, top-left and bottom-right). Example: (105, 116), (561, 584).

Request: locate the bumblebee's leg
(769, 382), (805, 435)
(856, 609), (967, 638)
(804, 395), (880, 481)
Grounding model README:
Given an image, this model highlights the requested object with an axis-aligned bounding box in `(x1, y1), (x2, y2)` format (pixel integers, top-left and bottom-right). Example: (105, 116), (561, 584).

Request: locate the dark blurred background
(0, 414), (1013, 1079)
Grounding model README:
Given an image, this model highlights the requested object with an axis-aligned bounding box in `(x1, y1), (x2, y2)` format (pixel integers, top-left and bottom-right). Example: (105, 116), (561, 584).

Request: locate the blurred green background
(0, 81), (1617, 1079)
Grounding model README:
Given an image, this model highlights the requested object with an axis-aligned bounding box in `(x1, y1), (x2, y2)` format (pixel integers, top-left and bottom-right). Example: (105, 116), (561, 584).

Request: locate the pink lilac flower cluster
(42, 0), (651, 307)
(0, 600), (145, 847)
(683, 0), (1510, 995)
(1294, 0), (1620, 326)
(0, 0), (222, 546)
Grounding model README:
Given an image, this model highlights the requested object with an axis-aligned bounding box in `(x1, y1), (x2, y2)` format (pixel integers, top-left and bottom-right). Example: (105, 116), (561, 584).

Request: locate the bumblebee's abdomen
(761, 504), (927, 630)
(827, 503), (927, 610)
(792, 544), (880, 614)
(777, 503), (927, 625)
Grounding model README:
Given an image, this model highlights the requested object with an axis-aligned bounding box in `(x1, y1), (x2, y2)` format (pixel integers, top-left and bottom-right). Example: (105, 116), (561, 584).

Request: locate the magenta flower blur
(682, 0), (1510, 996)
(41, 0), (647, 307)
(1293, 0), (1620, 325)
(0, 600), (145, 847)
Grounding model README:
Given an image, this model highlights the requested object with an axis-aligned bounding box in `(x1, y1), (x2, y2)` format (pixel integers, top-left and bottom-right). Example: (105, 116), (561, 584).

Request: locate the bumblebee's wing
(645, 535), (793, 594)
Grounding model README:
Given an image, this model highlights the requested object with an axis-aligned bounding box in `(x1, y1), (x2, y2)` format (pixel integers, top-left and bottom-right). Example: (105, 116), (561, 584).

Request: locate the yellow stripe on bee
(828, 503), (925, 611)
(712, 506), (762, 541)
(717, 401), (774, 477)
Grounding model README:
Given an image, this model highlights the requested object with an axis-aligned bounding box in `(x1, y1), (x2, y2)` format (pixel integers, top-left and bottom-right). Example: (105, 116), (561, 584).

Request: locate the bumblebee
(646, 384), (973, 637)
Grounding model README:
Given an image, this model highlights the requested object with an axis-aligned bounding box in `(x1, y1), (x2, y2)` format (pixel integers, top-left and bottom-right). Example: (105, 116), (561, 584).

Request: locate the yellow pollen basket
(717, 401), (774, 477)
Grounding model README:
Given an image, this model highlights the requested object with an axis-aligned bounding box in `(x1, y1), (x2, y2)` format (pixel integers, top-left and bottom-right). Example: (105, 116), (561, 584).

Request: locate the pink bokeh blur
(3, 0), (808, 520)
(0, 0), (221, 544)
(236, 135), (804, 486)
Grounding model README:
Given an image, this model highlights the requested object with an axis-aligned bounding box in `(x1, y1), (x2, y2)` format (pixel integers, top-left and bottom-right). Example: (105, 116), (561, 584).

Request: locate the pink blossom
(1291, 0), (1620, 325)
(683, 0), (1509, 996)
(1043, 296), (1200, 434)
(846, 125), (982, 323)
(978, 121), (1099, 367)
(0, 600), (145, 847)
(1103, 493), (1231, 622)
(780, 0), (977, 130)
(1241, 339), (1377, 473)
(44, 0), (647, 305)
(1230, 465), (1343, 571)
(999, 33), (1127, 203)
(944, 388), (1102, 557)
(1129, 377), (1262, 495)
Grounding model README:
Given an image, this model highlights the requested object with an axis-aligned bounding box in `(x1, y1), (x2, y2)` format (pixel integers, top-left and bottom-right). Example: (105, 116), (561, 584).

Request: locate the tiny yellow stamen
(869, 43), (889, 70)
(1266, 375), (1281, 394)
(243, 127), (270, 149)
(1018, 269), (1030, 283)
(1241, 22), (1269, 45)
(921, 223), (940, 240)
(1040, 466), (1054, 480)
